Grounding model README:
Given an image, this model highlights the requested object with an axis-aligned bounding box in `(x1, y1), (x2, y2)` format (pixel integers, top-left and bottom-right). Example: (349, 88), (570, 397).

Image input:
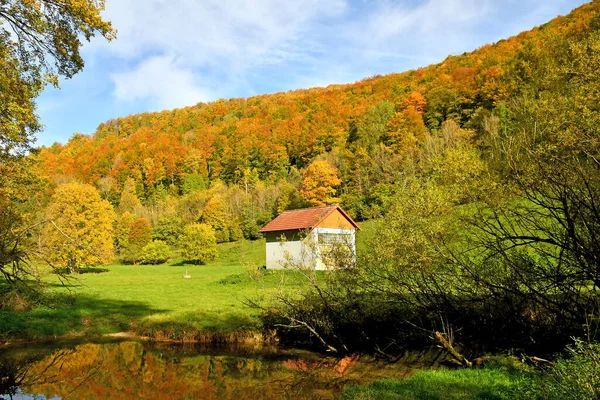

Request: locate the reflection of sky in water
(0, 340), (443, 399)
(1, 389), (60, 400)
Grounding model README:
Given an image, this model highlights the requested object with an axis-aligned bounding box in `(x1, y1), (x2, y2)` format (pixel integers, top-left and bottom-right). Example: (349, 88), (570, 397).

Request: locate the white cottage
(259, 206), (361, 270)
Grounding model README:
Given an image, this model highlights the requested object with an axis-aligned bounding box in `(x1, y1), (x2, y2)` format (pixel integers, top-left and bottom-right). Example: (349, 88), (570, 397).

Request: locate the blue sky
(36, 0), (588, 146)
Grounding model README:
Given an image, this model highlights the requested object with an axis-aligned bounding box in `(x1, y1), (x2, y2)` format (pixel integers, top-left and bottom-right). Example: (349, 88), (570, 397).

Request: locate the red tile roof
(259, 206), (360, 233)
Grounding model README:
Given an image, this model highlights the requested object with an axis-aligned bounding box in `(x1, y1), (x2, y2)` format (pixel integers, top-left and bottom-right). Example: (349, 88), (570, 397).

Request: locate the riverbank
(343, 360), (537, 400)
(343, 341), (600, 400)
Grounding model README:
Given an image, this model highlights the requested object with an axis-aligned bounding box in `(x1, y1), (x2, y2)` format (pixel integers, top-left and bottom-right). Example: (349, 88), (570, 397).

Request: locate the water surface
(0, 339), (445, 399)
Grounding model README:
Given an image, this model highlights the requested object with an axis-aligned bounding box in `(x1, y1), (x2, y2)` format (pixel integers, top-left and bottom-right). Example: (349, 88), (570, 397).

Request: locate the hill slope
(36, 1), (600, 222)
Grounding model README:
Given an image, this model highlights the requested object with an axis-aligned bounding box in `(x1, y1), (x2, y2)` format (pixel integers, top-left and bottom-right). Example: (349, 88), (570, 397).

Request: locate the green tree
(179, 223), (217, 265)
(0, 0), (115, 154)
(43, 183), (115, 273)
(182, 174), (206, 194)
(356, 101), (395, 151)
(141, 241), (171, 265)
(152, 214), (183, 245)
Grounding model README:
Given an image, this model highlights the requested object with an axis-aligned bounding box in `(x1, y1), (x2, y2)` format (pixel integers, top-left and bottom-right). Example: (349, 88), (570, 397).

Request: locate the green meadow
(0, 239), (271, 339)
(0, 221), (377, 340)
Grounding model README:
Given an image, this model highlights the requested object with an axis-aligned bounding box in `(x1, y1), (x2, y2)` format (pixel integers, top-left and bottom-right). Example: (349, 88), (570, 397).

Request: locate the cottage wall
(313, 227), (356, 270)
(317, 211), (356, 230)
(264, 230), (316, 269)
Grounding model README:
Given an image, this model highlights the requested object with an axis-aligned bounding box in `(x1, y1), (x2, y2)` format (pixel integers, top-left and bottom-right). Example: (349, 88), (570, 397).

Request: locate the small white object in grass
(183, 268), (192, 279)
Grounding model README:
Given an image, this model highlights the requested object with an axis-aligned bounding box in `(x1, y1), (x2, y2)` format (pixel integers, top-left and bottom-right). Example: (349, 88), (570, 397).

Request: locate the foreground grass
(343, 364), (538, 400)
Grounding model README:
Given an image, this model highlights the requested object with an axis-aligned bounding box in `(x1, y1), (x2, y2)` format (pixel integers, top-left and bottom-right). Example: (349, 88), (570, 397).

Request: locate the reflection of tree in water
(273, 350), (442, 400)
(0, 341), (442, 399)
(0, 348), (97, 400)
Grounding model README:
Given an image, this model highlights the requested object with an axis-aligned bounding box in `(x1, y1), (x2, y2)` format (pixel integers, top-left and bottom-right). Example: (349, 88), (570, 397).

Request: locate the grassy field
(343, 362), (537, 400)
(0, 221), (378, 340)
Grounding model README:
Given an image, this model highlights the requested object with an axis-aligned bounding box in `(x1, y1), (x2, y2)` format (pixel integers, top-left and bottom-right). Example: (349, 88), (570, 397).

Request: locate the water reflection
(0, 340), (443, 399)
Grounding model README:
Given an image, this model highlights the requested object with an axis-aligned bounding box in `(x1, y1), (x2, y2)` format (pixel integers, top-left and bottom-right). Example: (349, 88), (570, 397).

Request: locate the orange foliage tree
(122, 218), (152, 264)
(300, 161), (342, 207)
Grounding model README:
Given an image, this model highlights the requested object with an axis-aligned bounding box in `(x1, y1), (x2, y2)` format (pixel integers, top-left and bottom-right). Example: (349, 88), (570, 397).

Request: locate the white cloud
(91, 0), (349, 105)
(111, 55), (210, 109)
(347, 0), (494, 60)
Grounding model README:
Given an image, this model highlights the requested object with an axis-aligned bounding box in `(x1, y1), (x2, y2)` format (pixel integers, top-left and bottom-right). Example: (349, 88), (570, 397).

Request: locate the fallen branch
(276, 316), (338, 353)
(435, 331), (472, 368)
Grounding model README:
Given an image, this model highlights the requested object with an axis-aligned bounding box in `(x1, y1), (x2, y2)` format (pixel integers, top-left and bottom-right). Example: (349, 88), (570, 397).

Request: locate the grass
(343, 361), (538, 400)
(0, 222), (377, 340)
(0, 239), (288, 340)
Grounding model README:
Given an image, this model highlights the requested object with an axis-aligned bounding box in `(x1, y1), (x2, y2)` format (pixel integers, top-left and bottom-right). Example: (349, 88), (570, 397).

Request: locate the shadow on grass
(170, 260), (205, 267)
(52, 267), (111, 275)
(0, 293), (168, 340)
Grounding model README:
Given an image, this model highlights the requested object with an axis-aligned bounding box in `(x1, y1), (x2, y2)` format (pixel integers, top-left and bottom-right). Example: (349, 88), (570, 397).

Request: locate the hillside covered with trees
(34, 1), (600, 239)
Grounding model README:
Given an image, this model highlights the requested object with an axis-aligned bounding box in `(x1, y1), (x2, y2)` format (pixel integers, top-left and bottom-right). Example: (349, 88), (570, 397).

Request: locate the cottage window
(318, 233), (351, 245)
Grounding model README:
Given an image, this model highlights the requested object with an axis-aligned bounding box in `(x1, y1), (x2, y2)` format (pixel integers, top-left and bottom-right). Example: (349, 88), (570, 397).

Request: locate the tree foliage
(141, 241), (171, 265)
(300, 160), (342, 207)
(121, 218), (152, 264)
(117, 178), (143, 215)
(0, 0), (114, 289)
(152, 214), (183, 245)
(179, 223), (217, 265)
(201, 194), (229, 243)
(114, 211), (135, 251)
(257, 12), (600, 356)
(0, 0), (115, 154)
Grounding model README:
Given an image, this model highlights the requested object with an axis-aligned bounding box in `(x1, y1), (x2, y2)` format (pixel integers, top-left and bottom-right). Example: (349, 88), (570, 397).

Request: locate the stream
(0, 339), (447, 399)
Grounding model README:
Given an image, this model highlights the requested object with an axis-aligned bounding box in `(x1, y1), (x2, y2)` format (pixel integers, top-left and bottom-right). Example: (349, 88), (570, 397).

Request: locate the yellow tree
(201, 194), (229, 243)
(300, 160), (342, 207)
(117, 178), (143, 215)
(114, 211), (135, 251)
(43, 183), (115, 273)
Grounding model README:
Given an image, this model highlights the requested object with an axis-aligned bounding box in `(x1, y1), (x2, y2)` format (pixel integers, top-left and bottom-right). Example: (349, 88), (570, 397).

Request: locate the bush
(539, 339), (600, 400)
(141, 241), (171, 265)
(0, 290), (32, 312)
(179, 223), (217, 265)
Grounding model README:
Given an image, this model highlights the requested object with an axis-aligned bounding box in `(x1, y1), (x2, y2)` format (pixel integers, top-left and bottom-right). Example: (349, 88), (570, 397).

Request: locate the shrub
(141, 241), (171, 265)
(0, 290), (32, 312)
(539, 339), (600, 400)
(179, 223), (217, 265)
